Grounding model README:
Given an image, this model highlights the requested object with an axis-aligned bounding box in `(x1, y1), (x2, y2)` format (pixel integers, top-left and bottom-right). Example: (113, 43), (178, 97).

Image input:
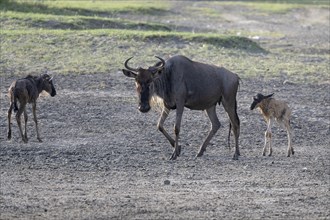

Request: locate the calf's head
(41, 74), (57, 97)
(250, 93), (273, 110)
(122, 56), (165, 113)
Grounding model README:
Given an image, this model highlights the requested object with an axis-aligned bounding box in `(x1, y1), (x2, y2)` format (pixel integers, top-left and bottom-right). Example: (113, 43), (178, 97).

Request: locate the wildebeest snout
(51, 90), (56, 97)
(250, 101), (258, 110)
(50, 83), (57, 97)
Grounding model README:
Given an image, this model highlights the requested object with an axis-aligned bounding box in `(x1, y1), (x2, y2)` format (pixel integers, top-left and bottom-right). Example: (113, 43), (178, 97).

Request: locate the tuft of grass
(0, 11), (172, 31)
(2, 28), (328, 84)
(1, 28), (265, 53)
(1, 0), (328, 84)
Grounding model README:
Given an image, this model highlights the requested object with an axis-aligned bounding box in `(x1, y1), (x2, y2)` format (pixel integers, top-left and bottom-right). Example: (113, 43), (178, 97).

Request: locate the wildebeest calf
(7, 73), (56, 143)
(250, 93), (294, 157)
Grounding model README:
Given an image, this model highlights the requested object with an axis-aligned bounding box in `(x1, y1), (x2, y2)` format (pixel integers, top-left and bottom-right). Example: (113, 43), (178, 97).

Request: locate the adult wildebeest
(123, 55), (240, 160)
(7, 73), (56, 143)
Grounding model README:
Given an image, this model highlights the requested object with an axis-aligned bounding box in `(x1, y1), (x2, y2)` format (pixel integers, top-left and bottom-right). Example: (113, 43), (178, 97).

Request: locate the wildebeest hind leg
(223, 100), (240, 160)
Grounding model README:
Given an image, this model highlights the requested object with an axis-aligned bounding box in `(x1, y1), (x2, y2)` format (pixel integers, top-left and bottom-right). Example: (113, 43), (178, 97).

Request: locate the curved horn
(124, 57), (138, 72)
(155, 56), (165, 69)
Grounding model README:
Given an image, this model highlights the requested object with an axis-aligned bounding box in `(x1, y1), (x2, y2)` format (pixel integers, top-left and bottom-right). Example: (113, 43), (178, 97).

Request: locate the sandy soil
(1, 3), (329, 220)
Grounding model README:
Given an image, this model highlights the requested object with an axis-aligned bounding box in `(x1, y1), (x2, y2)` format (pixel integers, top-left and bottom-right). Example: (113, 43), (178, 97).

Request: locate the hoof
(38, 138), (43, 143)
(177, 146), (181, 156)
(232, 153), (239, 160)
(196, 149), (205, 158)
(169, 148), (180, 160)
(169, 153), (177, 160)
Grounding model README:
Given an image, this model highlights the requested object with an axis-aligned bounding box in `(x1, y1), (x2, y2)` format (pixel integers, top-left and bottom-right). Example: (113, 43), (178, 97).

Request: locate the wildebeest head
(250, 93), (274, 110)
(41, 73), (57, 97)
(122, 56), (165, 113)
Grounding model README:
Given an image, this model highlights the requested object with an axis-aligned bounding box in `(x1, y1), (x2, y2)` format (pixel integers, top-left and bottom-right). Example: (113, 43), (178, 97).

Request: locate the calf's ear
(122, 69), (137, 78)
(266, 93), (274, 98)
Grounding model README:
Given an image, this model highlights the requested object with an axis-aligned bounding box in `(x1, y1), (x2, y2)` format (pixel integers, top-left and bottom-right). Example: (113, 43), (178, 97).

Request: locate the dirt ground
(1, 3), (329, 220)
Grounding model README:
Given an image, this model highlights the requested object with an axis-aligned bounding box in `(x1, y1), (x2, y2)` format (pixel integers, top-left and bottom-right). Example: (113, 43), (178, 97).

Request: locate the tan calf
(250, 93), (294, 157)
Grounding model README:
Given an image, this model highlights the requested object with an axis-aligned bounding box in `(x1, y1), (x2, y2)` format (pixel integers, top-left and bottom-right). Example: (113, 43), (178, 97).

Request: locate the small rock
(164, 180), (171, 185)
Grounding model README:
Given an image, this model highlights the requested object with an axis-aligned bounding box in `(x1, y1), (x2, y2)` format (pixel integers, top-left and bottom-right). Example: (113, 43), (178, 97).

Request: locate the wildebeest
(122, 55), (240, 160)
(250, 93), (294, 157)
(7, 73), (56, 143)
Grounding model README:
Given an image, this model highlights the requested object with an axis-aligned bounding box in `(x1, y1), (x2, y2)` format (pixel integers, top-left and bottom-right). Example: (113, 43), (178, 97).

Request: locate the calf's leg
(285, 122), (294, 157)
(16, 105), (27, 143)
(23, 109), (28, 141)
(32, 103), (42, 142)
(7, 103), (13, 140)
(264, 119), (273, 156)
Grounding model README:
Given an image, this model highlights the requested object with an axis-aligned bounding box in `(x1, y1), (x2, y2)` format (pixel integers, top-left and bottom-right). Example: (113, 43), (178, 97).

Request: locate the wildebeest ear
(122, 69), (137, 78)
(267, 93), (274, 98)
(41, 73), (51, 81)
(148, 66), (162, 77)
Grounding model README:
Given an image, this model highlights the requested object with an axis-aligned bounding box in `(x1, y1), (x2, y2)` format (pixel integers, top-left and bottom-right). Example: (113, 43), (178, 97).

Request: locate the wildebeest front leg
(157, 107), (175, 147)
(32, 103), (42, 142)
(170, 104), (184, 160)
(196, 105), (220, 158)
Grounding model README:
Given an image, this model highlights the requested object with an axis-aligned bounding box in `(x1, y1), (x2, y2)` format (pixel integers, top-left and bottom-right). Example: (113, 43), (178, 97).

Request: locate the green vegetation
(0, 0), (329, 83)
(0, 0), (170, 16)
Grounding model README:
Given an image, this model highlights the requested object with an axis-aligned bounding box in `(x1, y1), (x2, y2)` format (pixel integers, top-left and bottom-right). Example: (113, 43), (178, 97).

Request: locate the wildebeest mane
(151, 62), (174, 109)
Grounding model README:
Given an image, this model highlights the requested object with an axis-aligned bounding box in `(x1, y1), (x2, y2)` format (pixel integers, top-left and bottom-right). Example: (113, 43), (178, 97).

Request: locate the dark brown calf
(7, 74), (56, 143)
